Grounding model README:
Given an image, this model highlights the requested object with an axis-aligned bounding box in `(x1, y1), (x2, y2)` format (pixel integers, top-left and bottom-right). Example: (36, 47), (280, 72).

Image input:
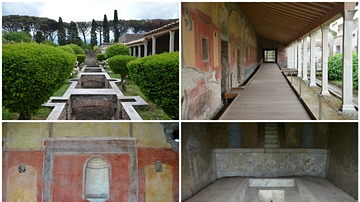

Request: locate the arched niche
(84, 156), (110, 200)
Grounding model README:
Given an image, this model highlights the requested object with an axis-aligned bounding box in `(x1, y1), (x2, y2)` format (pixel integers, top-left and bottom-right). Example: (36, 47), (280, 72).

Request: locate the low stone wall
(70, 95), (118, 120)
(215, 148), (327, 178)
(76, 75), (110, 88)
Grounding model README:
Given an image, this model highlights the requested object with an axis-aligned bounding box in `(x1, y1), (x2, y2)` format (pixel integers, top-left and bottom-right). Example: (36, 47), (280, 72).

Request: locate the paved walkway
(219, 63), (312, 120)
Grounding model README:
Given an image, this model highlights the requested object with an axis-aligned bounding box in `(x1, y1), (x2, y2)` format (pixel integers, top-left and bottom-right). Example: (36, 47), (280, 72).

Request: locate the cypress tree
(58, 17), (66, 45)
(113, 10), (119, 42)
(103, 14), (110, 43)
(67, 21), (79, 44)
(90, 19), (97, 47)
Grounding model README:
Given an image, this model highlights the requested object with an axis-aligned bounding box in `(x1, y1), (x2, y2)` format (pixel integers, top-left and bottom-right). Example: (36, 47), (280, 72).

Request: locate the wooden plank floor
(219, 63), (311, 120)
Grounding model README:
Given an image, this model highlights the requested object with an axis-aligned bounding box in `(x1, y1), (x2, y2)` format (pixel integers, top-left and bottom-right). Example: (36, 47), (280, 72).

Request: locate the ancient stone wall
(326, 123), (358, 199)
(181, 123), (216, 200)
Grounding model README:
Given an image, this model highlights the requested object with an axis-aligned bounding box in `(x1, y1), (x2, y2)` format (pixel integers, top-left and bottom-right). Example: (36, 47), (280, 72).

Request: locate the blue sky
(2, 1), (179, 22)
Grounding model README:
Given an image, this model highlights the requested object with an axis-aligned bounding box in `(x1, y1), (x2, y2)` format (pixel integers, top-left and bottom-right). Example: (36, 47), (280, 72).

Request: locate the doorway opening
(264, 49), (277, 63)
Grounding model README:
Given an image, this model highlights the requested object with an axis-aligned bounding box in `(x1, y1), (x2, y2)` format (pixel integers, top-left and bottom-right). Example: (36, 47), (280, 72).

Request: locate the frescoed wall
(3, 122), (179, 202)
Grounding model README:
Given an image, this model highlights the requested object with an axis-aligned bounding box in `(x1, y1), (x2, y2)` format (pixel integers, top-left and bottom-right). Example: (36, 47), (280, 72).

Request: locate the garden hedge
(67, 44), (84, 54)
(58, 45), (75, 54)
(76, 54), (86, 64)
(105, 44), (129, 59)
(108, 55), (136, 81)
(2, 43), (76, 119)
(328, 53), (358, 89)
(97, 53), (106, 62)
(127, 52), (179, 119)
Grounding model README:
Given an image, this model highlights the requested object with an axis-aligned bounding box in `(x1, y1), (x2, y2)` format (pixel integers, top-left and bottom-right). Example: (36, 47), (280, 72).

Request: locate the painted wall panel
(133, 123), (170, 148)
(52, 123), (130, 137)
(138, 148), (179, 202)
(145, 164), (173, 202)
(3, 123), (47, 150)
(3, 151), (44, 202)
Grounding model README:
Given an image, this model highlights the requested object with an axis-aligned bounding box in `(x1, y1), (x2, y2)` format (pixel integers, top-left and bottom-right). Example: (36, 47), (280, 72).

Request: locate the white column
(321, 24), (330, 95)
(297, 39), (302, 77)
(144, 40), (148, 57)
(286, 46), (291, 68)
(309, 31), (316, 86)
(138, 45), (141, 58)
(169, 30), (175, 52)
(341, 8), (357, 113)
(302, 36), (308, 81)
(289, 44), (293, 68)
(294, 42), (298, 70)
(152, 36), (156, 55)
(291, 44), (294, 68)
(132, 46), (136, 56)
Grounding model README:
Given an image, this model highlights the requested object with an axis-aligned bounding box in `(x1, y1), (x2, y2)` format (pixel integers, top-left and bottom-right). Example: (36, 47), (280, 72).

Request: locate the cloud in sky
(2, 2), (45, 17)
(2, 1), (179, 22)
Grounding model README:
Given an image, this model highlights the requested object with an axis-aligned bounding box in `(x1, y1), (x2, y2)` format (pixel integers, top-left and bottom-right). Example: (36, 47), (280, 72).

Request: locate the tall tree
(77, 21), (91, 44)
(67, 21), (80, 45)
(96, 21), (103, 44)
(103, 15), (110, 43)
(113, 10), (119, 42)
(90, 19), (97, 47)
(35, 30), (44, 43)
(57, 17), (66, 45)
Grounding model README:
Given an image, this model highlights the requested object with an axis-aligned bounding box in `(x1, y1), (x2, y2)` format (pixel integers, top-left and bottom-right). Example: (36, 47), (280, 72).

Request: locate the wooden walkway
(219, 63), (312, 120)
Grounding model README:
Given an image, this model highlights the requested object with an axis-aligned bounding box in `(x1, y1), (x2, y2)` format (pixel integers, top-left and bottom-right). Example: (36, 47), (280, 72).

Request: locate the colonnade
(128, 30), (177, 58)
(286, 9), (357, 113)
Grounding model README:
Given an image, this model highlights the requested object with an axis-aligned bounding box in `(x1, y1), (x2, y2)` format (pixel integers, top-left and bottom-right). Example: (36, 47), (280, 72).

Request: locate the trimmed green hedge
(67, 44), (84, 54)
(328, 53), (358, 89)
(105, 44), (129, 59)
(97, 53), (106, 62)
(76, 54), (86, 64)
(127, 52), (179, 119)
(58, 46), (75, 54)
(2, 43), (76, 119)
(108, 55), (136, 81)
(3, 31), (32, 43)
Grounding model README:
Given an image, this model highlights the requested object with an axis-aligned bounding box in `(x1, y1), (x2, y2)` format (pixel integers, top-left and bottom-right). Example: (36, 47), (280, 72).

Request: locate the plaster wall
(138, 148), (179, 202)
(2, 151), (45, 202)
(181, 123), (217, 200)
(326, 123), (358, 199)
(51, 154), (130, 202)
(181, 2), (259, 120)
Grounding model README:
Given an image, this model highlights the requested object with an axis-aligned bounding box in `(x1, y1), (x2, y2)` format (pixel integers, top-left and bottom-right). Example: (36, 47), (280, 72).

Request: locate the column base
(308, 82), (316, 87)
(341, 104), (357, 114)
(302, 77), (308, 81)
(320, 90), (330, 96)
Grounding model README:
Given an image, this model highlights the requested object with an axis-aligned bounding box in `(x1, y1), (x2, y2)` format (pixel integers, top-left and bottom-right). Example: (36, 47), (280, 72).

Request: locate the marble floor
(184, 177), (356, 202)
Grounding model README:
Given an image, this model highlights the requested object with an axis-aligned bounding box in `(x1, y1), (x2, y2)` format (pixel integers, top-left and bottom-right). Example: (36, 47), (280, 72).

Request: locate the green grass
(2, 82), (71, 120)
(109, 73), (171, 120)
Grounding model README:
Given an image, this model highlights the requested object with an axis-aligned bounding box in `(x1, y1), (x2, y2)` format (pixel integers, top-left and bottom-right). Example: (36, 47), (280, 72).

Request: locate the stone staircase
(264, 123), (279, 153)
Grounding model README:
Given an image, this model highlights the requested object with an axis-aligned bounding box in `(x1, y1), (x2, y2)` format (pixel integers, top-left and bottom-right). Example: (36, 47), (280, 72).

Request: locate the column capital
(321, 23), (330, 31)
(343, 10), (357, 21)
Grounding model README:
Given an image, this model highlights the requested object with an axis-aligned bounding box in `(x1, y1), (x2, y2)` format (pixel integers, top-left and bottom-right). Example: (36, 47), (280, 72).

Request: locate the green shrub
(108, 55), (136, 80)
(105, 43), (129, 59)
(67, 44), (84, 54)
(58, 46), (75, 54)
(41, 40), (58, 47)
(97, 53), (106, 62)
(3, 31), (32, 43)
(2, 43), (76, 119)
(127, 52), (179, 119)
(76, 54), (86, 64)
(328, 53), (358, 89)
